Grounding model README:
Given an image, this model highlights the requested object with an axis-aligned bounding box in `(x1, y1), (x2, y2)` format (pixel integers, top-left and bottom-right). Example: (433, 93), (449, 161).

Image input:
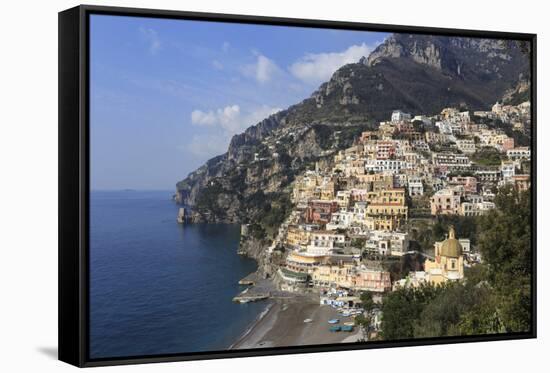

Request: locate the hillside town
(248, 101), (532, 333)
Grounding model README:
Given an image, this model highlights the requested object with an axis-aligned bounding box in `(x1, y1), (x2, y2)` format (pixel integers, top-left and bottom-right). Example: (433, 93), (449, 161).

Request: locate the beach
(230, 295), (363, 349)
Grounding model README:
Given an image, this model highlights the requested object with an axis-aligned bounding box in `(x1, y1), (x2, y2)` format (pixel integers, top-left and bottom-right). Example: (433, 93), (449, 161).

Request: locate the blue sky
(90, 14), (388, 190)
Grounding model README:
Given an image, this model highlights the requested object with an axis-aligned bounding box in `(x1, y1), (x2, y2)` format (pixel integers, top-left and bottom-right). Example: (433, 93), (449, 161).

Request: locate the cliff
(175, 33), (530, 230)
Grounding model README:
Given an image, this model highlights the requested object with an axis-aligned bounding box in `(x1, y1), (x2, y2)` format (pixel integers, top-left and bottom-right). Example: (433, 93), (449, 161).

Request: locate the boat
(329, 326), (341, 332)
(344, 322), (355, 326)
(341, 325), (354, 332)
(303, 318), (313, 323)
(328, 319), (340, 324)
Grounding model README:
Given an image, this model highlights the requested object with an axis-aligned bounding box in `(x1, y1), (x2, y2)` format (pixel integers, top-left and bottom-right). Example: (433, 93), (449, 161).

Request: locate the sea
(89, 190), (265, 359)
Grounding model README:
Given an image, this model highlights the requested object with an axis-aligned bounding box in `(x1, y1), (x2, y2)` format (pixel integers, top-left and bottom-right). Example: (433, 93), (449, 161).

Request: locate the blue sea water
(89, 190), (264, 359)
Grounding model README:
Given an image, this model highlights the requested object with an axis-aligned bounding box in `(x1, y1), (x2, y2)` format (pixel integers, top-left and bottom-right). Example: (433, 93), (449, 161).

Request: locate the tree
(476, 185), (532, 333)
(380, 284), (443, 340)
(360, 291), (375, 313)
(379, 185), (532, 341)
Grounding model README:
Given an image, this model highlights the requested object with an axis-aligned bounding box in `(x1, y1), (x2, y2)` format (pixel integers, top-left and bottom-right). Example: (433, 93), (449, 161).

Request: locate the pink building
(350, 188), (369, 203)
(431, 188), (462, 215)
(354, 269), (392, 292)
(376, 141), (396, 160)
(306, 200), (339, 225)
(502, 137), (515, 152)
(449, 176), (478, 194)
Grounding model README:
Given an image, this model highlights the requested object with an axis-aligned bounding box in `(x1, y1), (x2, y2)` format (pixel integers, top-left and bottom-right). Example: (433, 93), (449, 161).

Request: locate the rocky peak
(367, 34), (445, 70)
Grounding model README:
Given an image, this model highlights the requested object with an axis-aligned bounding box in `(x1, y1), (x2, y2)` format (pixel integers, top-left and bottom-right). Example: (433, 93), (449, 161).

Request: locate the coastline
(229, 295), (363, 350)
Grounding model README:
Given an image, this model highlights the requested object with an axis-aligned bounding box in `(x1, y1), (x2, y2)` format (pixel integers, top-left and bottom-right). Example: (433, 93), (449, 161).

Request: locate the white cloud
(139, 27), (161, 55)
(191, 104), (281, 134)
(289, 43), (373, 85)
(241, 54), (281, 84)
(188, 105), (282, 158)
(222, 41), (231, 53)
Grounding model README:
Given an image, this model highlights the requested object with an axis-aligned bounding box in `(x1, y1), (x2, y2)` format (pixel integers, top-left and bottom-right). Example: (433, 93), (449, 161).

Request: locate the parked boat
(329, 326), (341, 332)
(303, 318), (313, 323)
(341, 325), (354, 332)
(328, 319), (340, 324)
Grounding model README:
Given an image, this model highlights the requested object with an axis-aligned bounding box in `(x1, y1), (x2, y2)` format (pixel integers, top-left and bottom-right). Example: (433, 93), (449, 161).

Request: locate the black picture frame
(59, 4), (537, 368)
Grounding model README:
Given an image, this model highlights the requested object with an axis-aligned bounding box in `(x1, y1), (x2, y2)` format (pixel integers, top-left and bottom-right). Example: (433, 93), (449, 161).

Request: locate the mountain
(175, 33), (530, 227)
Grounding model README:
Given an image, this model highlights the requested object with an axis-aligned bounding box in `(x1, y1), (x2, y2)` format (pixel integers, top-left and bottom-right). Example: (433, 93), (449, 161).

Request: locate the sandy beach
(230, 295), (363, 349)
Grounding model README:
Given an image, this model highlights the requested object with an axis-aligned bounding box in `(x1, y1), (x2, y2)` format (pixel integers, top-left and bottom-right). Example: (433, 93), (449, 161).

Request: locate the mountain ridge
(175, 32), (530, 226)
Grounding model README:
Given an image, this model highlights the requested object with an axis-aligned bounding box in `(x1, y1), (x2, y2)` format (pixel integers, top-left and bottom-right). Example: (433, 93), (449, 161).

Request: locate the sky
(90, 14), (388, 190)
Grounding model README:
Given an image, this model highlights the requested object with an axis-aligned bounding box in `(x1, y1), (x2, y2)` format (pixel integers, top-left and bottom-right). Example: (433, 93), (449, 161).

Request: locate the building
(285, 250), (326, 273)
(423, 226), (465, 283)
(456, 139), (476, 154)
(306, 231), (347, 255)
(432, 153), (471, 169)
(507, 146), (531, 161)
(459, 199), (495, 216)
(312, 263), (391, 292)
(353, 267), (392, 292)
(475, 169), (501, 183)
(431, 187), (462, 215)
(305, 200), (339, 225)
(376, 140), (397, 160)
(285, 225), (314, 248)
(407, 177), (424, 197)
(449, 176), (478, 194)
(501, 161), (516, 181)
(513, 174), (531, 192)
(391, 110), (412, 123)
(326, 211), (354, 230)
(365, 230), (409, 256)
(365, 188), (408, 230)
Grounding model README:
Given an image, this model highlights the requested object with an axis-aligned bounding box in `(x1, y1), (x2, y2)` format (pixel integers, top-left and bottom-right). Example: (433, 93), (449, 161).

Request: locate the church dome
(440, 226), (462, 258)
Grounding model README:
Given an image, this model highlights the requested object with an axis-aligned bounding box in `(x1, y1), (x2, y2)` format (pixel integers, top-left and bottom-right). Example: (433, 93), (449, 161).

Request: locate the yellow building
(285, 225), (311, 248)
(320, 181), (336, 200)
(424, 227), (464, 284)
(311, 260), (356, 287)
(285, 250), (326, 273)
(364, 188), (408, 231)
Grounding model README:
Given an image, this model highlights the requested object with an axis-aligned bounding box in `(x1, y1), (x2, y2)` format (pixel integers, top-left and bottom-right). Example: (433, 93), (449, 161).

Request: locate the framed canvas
(58, 4), (537, 367)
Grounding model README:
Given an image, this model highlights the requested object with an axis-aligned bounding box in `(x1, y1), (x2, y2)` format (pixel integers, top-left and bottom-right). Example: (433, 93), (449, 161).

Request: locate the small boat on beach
(303, 318), (313, 323)
(329, 326), (341, 332)
(328, 319), (340, 324)
(344, 322), (355, 326)
(341, 325), (354, 332)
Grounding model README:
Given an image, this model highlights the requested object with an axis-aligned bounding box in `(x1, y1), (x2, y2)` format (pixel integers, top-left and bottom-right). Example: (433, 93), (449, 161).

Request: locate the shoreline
(229, 295), (363, 350)
(228, 301), (276, 349)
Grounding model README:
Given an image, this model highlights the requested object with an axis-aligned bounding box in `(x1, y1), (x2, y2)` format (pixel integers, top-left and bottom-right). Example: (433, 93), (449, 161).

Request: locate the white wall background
(0, 0), (547, 371)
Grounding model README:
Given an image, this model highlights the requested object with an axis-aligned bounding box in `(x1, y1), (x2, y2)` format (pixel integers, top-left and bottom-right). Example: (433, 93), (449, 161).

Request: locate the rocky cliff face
(176, 32), (530, 227)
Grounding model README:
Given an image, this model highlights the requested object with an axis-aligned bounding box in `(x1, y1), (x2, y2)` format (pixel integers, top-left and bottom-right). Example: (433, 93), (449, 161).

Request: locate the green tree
(476, 185), (532, 333)
(360, 291), (375, 313)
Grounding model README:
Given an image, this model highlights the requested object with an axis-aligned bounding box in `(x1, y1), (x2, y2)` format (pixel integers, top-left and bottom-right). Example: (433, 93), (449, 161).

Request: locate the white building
(501, 161), (516, 181)
(507, 147), (531, 161)
(456, 139), (476, 154)
(306, 232), (346, 255)
(326, 211), (354, 230)
(407, 177), (424, 197)
(365, 230), (410, 256)
(391, 110), (412, 123)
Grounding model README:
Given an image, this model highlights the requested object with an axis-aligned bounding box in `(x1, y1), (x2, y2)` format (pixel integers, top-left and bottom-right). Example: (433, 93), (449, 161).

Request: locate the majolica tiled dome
(440, 226), (462, 258)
